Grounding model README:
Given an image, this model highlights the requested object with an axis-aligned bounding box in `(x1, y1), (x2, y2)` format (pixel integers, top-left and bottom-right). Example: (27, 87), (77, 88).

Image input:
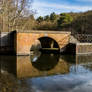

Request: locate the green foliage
(57, 13), (73, 29)
(36, 16), (44, 23)
(44, 15), (50, 21)
(2, 7), (92, 35)
(35, 11), (92, 35)
(50, 12), (57, 22)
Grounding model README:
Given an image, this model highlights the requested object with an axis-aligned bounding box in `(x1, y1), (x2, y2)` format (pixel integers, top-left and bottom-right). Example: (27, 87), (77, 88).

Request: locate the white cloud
(34, 2), (92, 11)
(32, 1), (92, 17)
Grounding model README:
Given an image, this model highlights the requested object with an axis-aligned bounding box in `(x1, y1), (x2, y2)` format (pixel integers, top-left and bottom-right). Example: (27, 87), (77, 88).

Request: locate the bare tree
(0, 0), (34, 32)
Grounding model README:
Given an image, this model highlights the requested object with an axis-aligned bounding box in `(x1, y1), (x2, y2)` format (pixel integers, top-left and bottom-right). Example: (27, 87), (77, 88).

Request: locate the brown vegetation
(0, 1), (92, 35)
(0, 0), (34, 32)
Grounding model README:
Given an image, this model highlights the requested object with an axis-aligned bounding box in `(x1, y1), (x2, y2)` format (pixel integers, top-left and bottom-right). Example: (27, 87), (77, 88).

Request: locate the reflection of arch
(31, 54), (60, 71)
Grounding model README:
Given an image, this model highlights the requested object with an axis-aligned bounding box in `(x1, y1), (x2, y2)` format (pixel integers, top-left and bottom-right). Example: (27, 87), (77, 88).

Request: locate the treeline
(0, 0), (92, 35)
(34, 11), (92, 34)
(72, 11), (92, 34)
(14, 10), (92, 35)
(35, 12), (73, 31)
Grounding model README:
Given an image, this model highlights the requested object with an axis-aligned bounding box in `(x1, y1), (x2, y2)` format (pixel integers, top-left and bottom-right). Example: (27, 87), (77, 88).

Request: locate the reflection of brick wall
(76, 43), (92, 54)
(17, 56), (69, 78)
(76, 55), (92, 64)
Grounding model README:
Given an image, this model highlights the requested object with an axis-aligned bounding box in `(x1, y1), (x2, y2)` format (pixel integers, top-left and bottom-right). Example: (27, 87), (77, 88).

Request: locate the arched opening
(38, 37), (60, 53)
(30, 37), (60, 54)
(30, 40), (41, 52)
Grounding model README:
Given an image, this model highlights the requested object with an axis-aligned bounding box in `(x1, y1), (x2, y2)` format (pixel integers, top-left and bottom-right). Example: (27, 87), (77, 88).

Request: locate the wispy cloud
(34, 2), (92, 11)
(33, 1), (92, 17)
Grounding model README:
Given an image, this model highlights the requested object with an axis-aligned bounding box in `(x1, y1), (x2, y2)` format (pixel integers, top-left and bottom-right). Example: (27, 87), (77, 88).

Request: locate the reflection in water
(1, 56), (17, 75)
(31, 53), (60, 71)
(17, 54), (70, 78)
(30, 51), (41, 62)
(1, 54), (92, 92)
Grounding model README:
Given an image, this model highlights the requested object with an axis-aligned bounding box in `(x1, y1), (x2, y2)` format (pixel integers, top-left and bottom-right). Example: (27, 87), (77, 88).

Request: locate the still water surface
(1, 53), (92, 92)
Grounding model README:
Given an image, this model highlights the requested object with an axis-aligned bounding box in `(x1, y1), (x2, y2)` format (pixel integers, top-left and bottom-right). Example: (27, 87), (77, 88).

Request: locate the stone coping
(77, 43), (92, 45)
(16, 30), (71, 34)
(1, 30), (71, 34)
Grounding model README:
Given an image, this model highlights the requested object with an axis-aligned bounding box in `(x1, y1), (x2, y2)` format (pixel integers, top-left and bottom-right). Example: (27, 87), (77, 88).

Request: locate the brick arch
(38, 36), (60, 49)
(30, 36), (60, 53)
(16, 32), (70, 55)
(36, 34), (70, 49)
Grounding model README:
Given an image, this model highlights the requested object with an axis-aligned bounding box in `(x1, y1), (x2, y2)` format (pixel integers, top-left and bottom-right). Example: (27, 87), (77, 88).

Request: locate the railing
(74, 34), (92, 43)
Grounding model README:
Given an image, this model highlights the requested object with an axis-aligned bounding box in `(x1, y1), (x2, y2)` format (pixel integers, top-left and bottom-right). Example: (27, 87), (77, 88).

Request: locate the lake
(1, 53), (92, 92)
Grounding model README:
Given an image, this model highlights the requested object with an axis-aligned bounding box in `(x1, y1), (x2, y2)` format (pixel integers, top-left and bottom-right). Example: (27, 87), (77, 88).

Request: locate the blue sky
(32, 0), (92, 17)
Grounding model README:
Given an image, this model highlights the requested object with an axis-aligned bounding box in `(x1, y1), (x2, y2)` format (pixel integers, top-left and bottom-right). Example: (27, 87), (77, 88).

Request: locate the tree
(0, 0), (33, 32)
(50, 12), (57, 22)
(44, 15), (50, 21)
(36, 16), (43, 23)
(22, 14), (36, 30)
(57, 13), (73, 29)
(72, 12), (92, 34)
(30, 14), (35, 20)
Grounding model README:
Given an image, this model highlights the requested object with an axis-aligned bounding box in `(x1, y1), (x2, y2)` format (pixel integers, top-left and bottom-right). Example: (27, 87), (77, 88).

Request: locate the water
(1, 53), (92, 92)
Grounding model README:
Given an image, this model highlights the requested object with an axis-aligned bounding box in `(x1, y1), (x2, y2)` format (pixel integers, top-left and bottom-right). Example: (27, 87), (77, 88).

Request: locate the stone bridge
(1, 30), (92, 55)
(15, 30), (71, 55)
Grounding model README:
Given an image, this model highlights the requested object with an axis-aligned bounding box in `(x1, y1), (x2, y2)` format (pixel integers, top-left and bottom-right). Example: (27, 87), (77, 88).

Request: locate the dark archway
(38, 37), (60, 53)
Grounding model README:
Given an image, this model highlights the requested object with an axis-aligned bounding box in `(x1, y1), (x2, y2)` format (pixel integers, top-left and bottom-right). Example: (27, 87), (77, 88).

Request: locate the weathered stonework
(16, 31), (71, 55)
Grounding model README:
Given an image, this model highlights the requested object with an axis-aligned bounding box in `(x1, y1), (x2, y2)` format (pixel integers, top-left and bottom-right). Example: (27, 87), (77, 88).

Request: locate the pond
(1, 53), (92, 92)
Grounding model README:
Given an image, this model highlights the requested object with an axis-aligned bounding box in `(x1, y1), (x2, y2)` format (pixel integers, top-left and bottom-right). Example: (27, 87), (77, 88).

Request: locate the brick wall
(76, 43), (92, 54)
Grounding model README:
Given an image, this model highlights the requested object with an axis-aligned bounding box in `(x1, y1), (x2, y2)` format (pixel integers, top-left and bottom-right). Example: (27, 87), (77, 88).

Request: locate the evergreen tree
(44, 15), (50, 21)
(50, 12), (57, 22)
(57, 13), (73, 29)
(36, 16), (43, 23)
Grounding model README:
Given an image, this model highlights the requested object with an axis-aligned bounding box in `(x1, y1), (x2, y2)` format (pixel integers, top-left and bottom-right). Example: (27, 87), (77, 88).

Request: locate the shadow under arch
(38, 37), (60, 53)
(31, 53), (60, 71)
